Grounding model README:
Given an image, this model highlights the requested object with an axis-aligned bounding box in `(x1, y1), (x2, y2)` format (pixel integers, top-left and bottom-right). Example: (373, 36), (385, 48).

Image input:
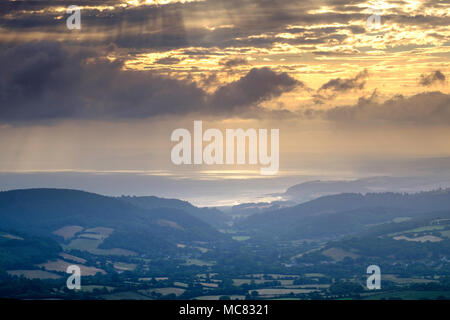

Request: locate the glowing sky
(0, 0), (449, 202)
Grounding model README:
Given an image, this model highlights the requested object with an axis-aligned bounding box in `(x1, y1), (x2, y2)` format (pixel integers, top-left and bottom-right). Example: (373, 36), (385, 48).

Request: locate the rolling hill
(0, 189), (226, 256)
(239, 189), (450, 240)
(118, 195), (227, 228)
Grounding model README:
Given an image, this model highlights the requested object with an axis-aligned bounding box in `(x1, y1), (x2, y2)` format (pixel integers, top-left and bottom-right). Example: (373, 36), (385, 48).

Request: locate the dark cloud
(208, 67), (302, 114)
(219, 58), (249, 68)
(0, 42), (207, 122)
(1, 0), (448, 53)
(419, 70), (446, 86)
(155, 56), (181, 65)
(323, 91), (450, 125)
(0, 42), (299, 123)
(0, 0), (363, 51)
(314, 69), (368, 102)
(319, 69), (368, 92)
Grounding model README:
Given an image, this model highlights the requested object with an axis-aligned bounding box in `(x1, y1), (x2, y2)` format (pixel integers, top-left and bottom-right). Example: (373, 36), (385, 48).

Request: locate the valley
(0, 187), (449, 300)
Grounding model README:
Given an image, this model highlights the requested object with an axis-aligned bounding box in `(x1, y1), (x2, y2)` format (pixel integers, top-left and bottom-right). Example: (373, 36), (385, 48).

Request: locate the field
(183, 259), (215, 266)
(253, 288), (318, 297)
(0, 232), (24, 240)
(362, 290), (450, 300)
(100, 291), (150, 300)
(7, 269), (61, 279)
(322, 248), (359, 261)
(232, 236), (251, 241)
(81, 285), (115, 293)
(113, 262), (137, 271)
(174, 282), (189, 288)
(382, 274), (438, 284)
(65, 236), (136, 256)
(194, 295), (246, 300)
(38, 259), (106, 276)
(139, 287), (186, 297)
(232, 279), (294, 286)
(439, 230), (450, 238)
(59, 253), (86, 264)
(52, 226), (83, 240)
(393, 235), (443, 242)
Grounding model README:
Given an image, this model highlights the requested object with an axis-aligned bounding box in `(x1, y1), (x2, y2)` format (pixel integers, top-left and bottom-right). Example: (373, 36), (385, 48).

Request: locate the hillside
(283, 177), (450, 203)
(296, 211), (450, 265)
(239, 189), (450, 240)
(118, 195), (228, 228)
(0, 189), (226, 255)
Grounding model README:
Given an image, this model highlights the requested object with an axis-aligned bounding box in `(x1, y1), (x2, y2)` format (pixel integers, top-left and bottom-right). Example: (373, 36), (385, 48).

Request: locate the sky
(0, 0), (449, 205)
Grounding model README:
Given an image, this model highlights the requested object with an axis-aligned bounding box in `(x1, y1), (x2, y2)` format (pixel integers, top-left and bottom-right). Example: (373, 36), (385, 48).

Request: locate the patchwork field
(194, 295), (246, 300)
(63, 227), (136, 256)
(59, 253), (86, 264)
(52, 226), (84, 240)
(183, 259), (215, 266)
(253, 288), (318, 297)
(113, 262), (137, 271)
(38, 259), (106, 276)
(139, 287), (186, 297)
(232, 279), (294, 286)
(100, 291), (150, 300)
(232, 236), (251, 241)
(382, 274), (438, 284)
(362, 290), (450, 300)
(81, 285), (115, 293)
(393, 235), (443, 242)
(322, 248), (359, 261)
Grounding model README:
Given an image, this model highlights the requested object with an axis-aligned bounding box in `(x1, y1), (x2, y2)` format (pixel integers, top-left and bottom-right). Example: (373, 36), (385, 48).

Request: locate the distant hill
(228, 200), (297, 218)
(0, 189), (226, 255)
(118, 195), (227, 228)
(295, 211), (450, 265)
(283, 177), (450, 203)
(239, 189), (450, 240)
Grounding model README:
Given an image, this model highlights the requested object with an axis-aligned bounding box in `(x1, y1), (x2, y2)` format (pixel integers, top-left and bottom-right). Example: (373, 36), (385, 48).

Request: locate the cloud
(323, 91), (450, 125)
(219, 58), (249, 68)
(419, 70), (446, 86)
(0, 41), (204, 122)
(0, 42), (300, 123)
(314, 69), (369, 102)
(208, 67), (302, 115)
(155, 56), (182, 65)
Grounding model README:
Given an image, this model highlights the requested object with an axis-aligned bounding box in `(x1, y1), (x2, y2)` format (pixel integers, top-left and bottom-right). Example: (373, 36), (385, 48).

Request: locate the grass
(100, 291), (150, 300)
(174, 281), (189, 288)
(232, 279), (295, 286)
(81, 285), (115, 293)
(0, 232), (24, 240)
(139, 287), (186, 297)
(183, 259), (215, 266)
(194, 295), (246, 300)
(254, 288), (317, 296)
(52, 226), (84, 240)
(38, 259), (106, 276)
(322, 247), (359, 261)
(7, 269), (61, 280)
(362, 290), (449, 300)
(113, 262), (137, 271)
(406, 225), (445, 233)
(65, 237), (135, 256)
(440, 230), (450, 238)
(304, 273), (326, 277)
(382, 274), (437, 284)
(232, 236), (251, 241)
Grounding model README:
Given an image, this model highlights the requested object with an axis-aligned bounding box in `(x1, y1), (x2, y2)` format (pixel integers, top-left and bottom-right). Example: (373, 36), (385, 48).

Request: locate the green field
(363, 290), (450, 300)
(232, 236), (251, 241)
